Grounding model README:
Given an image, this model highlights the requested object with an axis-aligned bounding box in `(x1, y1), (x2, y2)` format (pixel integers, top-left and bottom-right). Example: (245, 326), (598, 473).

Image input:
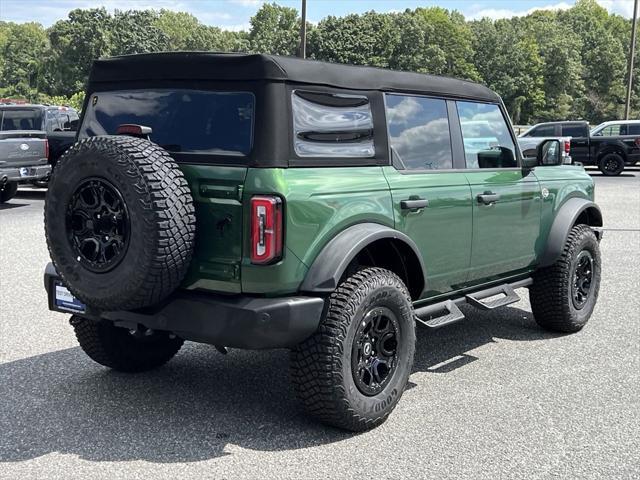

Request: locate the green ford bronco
(44, 53), (603, 431)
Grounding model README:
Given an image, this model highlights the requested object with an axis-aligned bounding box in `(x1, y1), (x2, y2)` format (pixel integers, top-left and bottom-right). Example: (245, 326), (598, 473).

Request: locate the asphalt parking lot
(1, 168), (638, 479)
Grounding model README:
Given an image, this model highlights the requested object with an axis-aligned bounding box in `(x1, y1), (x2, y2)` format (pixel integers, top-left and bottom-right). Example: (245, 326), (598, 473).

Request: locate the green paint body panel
(241, 166), (394, 295)
(177, 161), (595, 302)
(464, 169), (541, 282)
(532, 165), (595, 247)
(382, 167), (472, 297)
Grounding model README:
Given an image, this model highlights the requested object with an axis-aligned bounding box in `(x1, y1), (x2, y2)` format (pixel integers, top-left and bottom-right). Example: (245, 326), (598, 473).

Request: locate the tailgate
(0, 131), (47, 167)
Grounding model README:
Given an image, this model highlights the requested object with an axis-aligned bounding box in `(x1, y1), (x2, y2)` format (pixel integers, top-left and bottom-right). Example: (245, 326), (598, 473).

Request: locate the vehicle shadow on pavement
(412, 304), (563, 374)
(0, 306), (562, 464)
(0, 202), (29, 210)
(15, 189), (47, 199)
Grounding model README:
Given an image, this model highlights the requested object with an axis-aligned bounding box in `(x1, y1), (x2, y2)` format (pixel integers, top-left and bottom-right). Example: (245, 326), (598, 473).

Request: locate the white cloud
(466, 2), (573, 20)
(229, 0), (264, 6)
(465, 0), (637, 20)
(596, 0), (636, 18)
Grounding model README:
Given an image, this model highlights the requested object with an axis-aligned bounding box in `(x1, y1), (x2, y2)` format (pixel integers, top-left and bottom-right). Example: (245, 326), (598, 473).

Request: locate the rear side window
(81, 89), (254, 156)
(385, 94), (452, 170)
(628, 124), (640, 135)
(561, 125), (587, 137)
(291, 90), (374, 158)
(0, 108), (43, 131)
(457, 102), (517, 169)
(527, 124), (555, 137)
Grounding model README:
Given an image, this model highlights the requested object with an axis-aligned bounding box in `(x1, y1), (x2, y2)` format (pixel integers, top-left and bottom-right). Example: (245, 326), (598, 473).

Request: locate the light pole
(299, 0), (307, 59)
(624, 0), (638, 119)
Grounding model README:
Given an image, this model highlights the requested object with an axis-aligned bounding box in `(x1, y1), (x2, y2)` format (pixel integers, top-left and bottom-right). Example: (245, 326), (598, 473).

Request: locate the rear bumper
(44, 263), (325, 349)
(1, 163), (51, 182)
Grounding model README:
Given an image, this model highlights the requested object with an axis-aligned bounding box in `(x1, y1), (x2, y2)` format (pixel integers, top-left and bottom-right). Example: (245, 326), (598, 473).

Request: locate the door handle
(477, 192), (500, 205)
(400, 198), (429, 210)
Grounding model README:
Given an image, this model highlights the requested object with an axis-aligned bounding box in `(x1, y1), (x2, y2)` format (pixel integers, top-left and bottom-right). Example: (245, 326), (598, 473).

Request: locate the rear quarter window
(527, 124), (556, 137)
(291, 90), (374, 158)
(80, 89), (254, 156)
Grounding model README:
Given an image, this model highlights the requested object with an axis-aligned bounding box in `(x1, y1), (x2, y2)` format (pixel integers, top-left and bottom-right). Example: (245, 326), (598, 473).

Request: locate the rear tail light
(564, 140), (570, 155)
(44, 139), (49, 160)
(250, 195), (283, 264)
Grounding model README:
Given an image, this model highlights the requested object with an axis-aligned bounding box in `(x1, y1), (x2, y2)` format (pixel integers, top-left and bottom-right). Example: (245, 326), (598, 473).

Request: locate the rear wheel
(598, 153), (625, 176)
(0, 182), (18, 203)
(290, 267), (416, 431)
(530, 224), (601, 332)
(71, 316), (183, 372)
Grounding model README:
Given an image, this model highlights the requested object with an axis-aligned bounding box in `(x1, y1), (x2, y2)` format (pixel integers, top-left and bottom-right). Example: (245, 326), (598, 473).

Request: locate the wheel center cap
(363, 342), (372, 356)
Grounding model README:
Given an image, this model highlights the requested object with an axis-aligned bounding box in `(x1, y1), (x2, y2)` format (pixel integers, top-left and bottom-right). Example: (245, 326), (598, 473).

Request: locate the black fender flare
(299, 223), (427, 295)
(539, 198), (602, 267)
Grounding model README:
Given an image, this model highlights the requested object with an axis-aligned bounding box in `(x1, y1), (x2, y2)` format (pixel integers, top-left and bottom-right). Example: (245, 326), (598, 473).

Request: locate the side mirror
(521, 156), (538, 169)
(536, 139), (563, 166)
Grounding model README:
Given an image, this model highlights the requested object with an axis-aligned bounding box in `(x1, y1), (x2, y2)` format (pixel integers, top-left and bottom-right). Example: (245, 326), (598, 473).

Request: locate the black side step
(415, 300), (465, 329)
(465, 284), (520, 311)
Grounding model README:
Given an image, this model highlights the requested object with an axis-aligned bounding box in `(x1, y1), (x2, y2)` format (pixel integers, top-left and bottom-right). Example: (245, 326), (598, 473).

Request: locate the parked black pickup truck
(520, 120), (640, 175)
(0, 104), (79, 186)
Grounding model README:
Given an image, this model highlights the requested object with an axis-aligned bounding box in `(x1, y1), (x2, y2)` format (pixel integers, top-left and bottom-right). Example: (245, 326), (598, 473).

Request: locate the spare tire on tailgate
(44, 136), (196, 311)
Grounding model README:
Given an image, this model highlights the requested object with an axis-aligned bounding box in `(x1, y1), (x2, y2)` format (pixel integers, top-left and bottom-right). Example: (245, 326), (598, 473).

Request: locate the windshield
(590, 123), (606, 136)
(0, 108), (43, 131)
(80, 89), (255, 156)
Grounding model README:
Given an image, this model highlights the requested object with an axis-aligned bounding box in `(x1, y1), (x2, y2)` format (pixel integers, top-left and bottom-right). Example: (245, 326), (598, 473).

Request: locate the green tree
(154, 10), (246, 52)
(470, 19), (545, 124)
(560, 0), (627, 122)
(44, 8), (112, 96)
(110, 10), (169, 56)
(0, 22), (48, 99)
(309, 11), (396, 67)
(248, 2), (299, 55)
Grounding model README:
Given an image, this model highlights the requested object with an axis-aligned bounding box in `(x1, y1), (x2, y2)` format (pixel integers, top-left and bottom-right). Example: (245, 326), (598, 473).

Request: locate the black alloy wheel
(599, 153), (624, 176)
(572, 250), (594, 310)
(351, 306), (400, 396)
(66, 177), (130, 273)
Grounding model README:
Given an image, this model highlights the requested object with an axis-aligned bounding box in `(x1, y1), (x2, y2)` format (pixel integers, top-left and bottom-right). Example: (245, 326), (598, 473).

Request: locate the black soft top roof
(89, 52), (500, 103)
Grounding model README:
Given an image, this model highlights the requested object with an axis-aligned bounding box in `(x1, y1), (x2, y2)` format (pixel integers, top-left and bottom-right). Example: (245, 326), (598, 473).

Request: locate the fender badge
(541, 187), (550, 199)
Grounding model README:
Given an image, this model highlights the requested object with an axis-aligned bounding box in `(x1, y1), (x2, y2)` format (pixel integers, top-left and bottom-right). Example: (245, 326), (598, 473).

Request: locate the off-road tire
(0, 182), (18, 203)
(530, 224), (601, 333)
(71, 315), (183, 372)
(291, 267), (416, 431)
(44, 136), (196, 311)
(598, 152), (625, 176)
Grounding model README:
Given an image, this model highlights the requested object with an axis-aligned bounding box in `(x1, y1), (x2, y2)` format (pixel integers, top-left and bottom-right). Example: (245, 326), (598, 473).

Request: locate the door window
(598, 124), (623, 136)
(628, 124), (640, 135)
(527, 124), (555, 137)
(457, 102), (517, 169)
(385, 94), (452, 170)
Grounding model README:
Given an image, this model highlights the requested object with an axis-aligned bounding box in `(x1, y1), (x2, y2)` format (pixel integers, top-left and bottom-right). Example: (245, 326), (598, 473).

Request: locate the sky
(0, 0), (637, 31)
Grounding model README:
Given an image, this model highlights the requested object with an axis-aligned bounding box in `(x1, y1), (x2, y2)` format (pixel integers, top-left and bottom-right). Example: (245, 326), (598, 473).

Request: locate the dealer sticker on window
(53, 281), (86, 313)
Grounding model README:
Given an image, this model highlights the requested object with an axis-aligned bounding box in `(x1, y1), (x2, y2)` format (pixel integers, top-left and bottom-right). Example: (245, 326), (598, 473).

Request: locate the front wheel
(290, 267), (416, 431)
(530, 224), (601, 333)
(71, 316), (184, 372)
